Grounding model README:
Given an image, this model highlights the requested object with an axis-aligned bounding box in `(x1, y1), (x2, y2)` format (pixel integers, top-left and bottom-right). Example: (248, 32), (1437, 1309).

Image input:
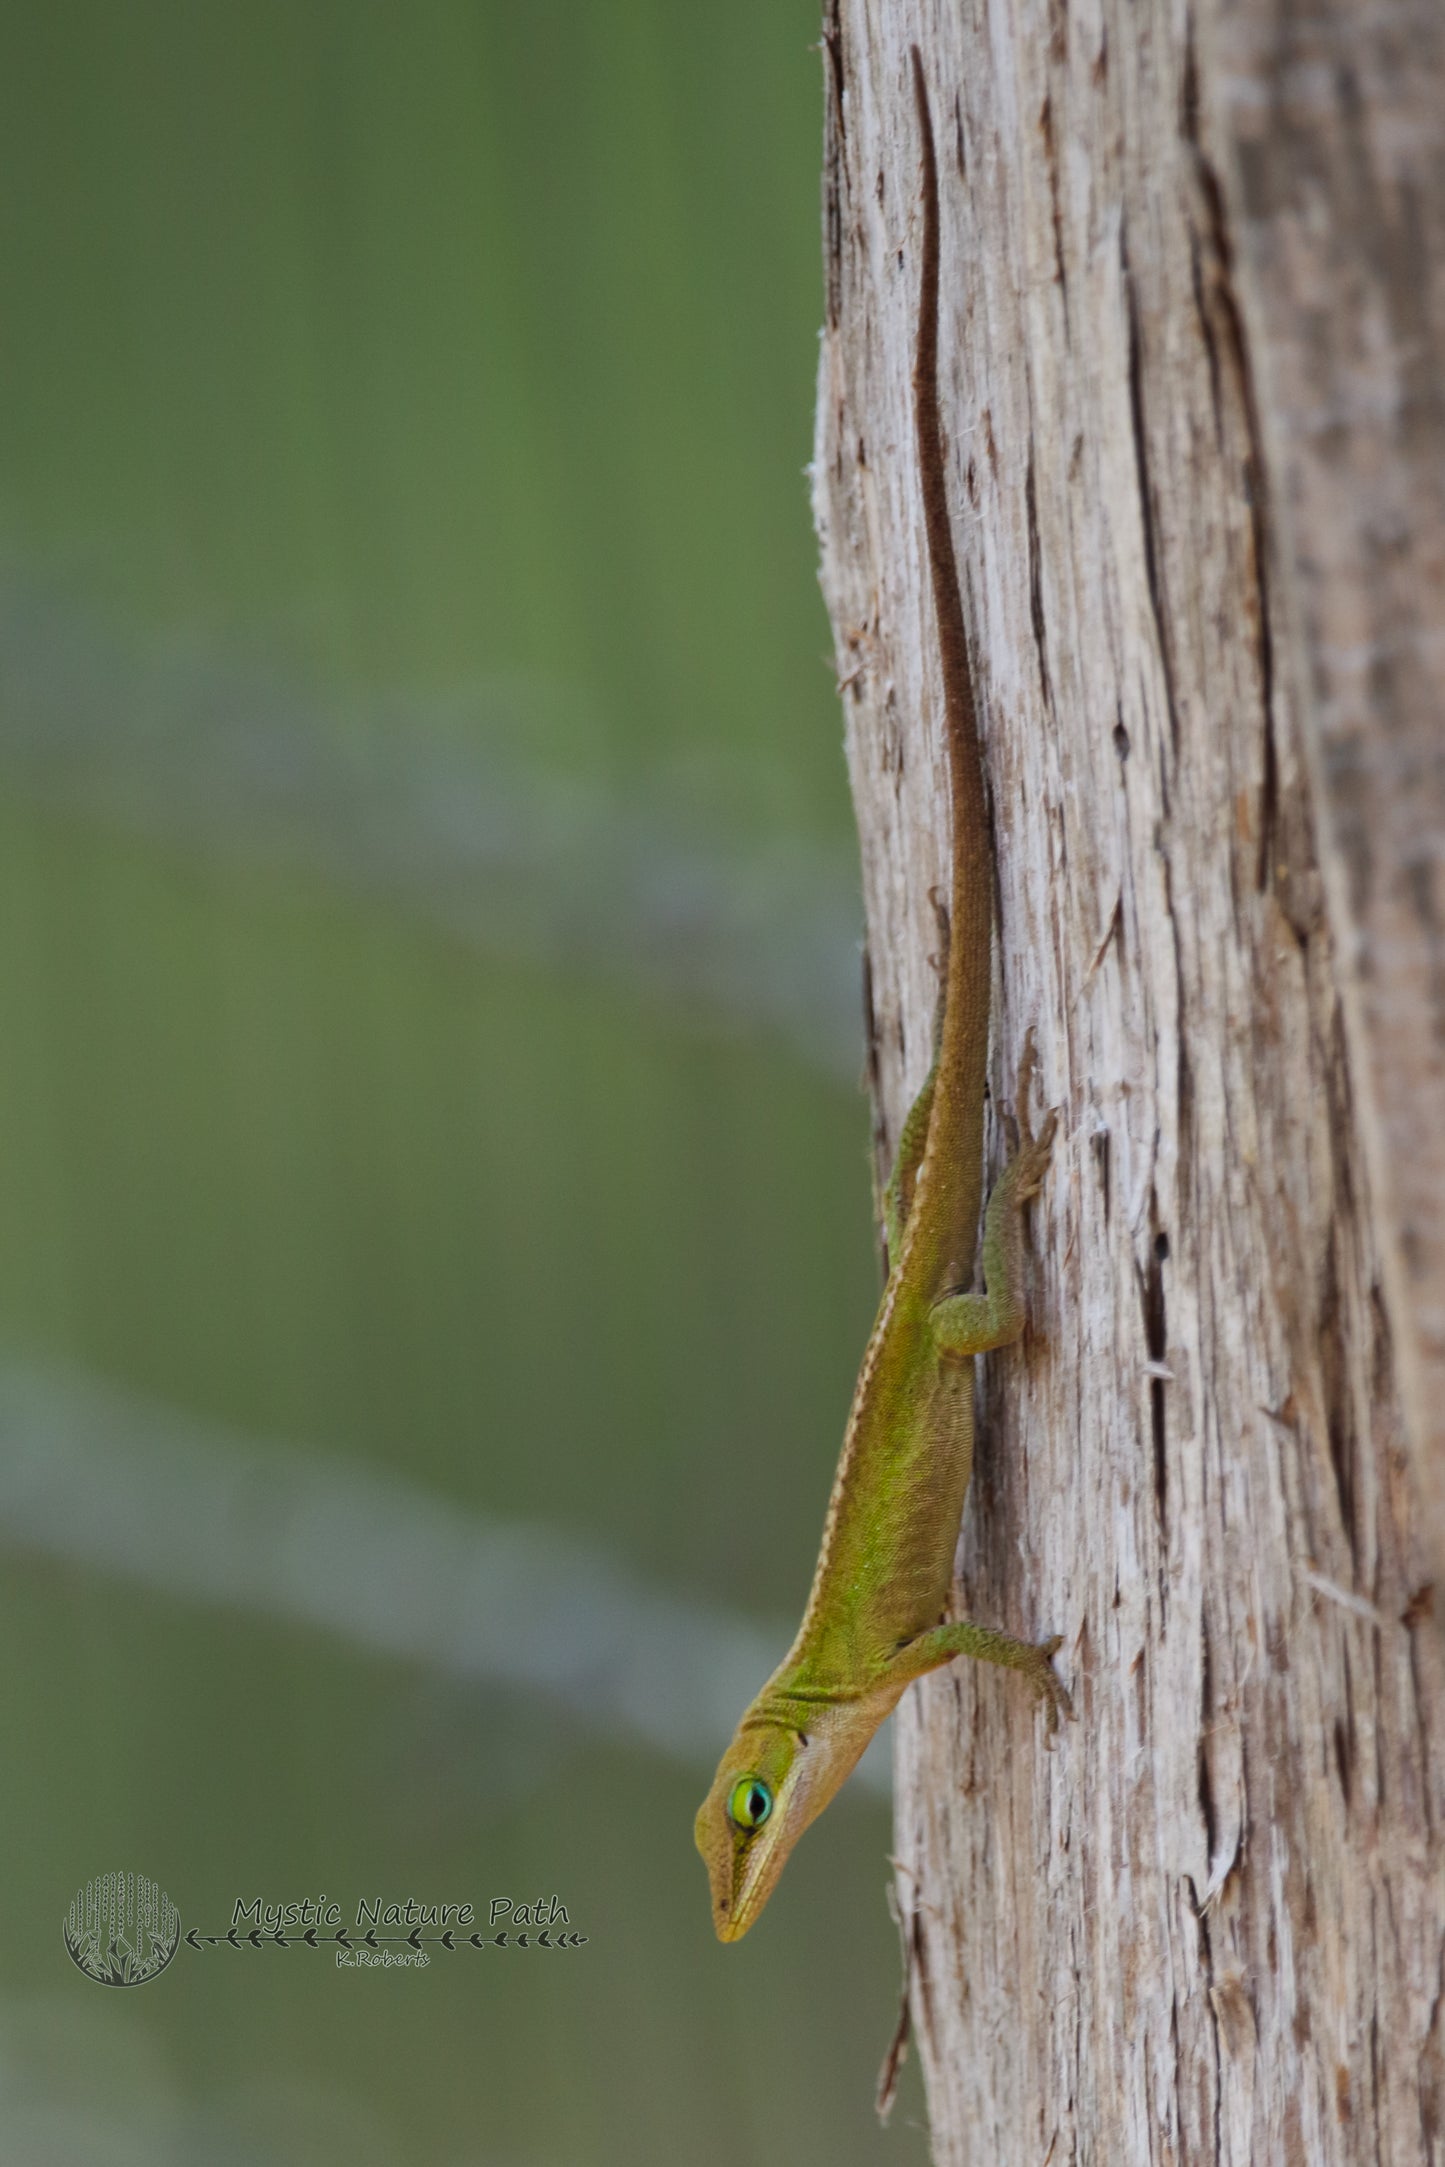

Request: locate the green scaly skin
(695, 50), (1071, 1944)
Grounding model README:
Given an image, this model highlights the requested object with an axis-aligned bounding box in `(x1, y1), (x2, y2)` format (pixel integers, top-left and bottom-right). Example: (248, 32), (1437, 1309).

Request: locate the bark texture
(1209, 0), (1445, 1596)
(811, 3), (1445, 2161)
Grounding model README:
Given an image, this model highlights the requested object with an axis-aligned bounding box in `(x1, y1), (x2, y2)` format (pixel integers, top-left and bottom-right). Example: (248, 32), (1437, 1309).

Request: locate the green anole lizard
(695, 49), (1071, 1943)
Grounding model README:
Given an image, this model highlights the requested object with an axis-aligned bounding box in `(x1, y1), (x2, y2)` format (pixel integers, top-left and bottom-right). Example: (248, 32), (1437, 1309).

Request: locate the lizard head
(694, 1699), (874, 1941)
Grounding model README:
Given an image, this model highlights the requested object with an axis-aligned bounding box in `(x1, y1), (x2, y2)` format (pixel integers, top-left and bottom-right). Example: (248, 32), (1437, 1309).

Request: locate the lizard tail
(909, 48), (993, 1267)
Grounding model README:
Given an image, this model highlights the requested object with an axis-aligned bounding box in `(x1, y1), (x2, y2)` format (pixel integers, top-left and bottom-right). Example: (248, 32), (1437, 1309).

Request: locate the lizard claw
(1031, 1634), (1074, 1735)
(1011, 1030), (1058, 1198)
(1015, 1028), (1042, 1145)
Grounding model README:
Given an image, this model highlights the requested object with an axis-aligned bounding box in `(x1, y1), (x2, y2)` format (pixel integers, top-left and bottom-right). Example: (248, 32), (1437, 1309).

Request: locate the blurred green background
(0, 3), (929, 2161)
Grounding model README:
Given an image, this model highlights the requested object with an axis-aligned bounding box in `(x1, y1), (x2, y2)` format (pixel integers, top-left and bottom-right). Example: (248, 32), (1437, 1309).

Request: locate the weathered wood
(1210, 0), (1445, 1603)
(812, 3), (1445, 2161)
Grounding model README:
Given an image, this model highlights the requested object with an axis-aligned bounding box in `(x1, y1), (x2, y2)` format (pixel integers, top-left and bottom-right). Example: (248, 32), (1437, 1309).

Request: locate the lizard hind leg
(883, 1061), (936, 1261)
(929, 1028), (1057, 1357)
(1007, 1025), (1057, 1181)
(882, 888), (953, 1262)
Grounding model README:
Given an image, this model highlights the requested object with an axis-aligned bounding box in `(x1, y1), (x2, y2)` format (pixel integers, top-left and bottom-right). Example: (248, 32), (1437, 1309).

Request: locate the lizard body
(695, 50), (1069, 1944)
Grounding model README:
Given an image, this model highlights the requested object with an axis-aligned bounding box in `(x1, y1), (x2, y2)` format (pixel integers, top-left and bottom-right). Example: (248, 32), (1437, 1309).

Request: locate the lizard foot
(1026, 1634), (1074, 1735)
(1010, 1028), (1058, 1201)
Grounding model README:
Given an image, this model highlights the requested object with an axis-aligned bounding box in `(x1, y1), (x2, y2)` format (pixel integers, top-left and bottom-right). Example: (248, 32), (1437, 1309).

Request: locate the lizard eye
(727, 1777), (772, 1831)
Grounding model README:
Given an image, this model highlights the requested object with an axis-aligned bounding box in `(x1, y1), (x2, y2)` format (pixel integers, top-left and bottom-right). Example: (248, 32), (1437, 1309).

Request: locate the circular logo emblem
(63, 1871), (181, 1988)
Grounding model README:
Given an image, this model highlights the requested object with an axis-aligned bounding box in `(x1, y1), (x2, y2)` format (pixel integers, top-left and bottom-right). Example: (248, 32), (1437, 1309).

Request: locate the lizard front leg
(876, 1617), (1072, 1727)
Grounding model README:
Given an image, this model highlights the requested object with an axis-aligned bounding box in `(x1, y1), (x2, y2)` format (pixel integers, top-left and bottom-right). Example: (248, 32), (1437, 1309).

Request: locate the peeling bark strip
(812, 5), (1445, 2165)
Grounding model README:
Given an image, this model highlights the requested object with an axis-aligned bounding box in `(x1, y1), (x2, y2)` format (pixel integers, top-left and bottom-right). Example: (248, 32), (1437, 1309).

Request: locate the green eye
(728, 1777), (772, 1831)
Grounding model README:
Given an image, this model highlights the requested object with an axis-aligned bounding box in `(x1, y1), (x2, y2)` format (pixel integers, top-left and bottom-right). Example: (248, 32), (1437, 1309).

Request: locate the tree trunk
(812, 4), (1445, 2162)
